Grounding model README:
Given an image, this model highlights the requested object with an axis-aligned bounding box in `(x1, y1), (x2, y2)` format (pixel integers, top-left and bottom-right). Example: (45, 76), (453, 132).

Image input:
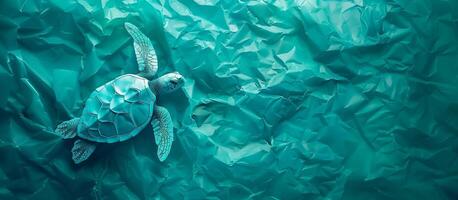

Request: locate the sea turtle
(54, 22), (184, 164)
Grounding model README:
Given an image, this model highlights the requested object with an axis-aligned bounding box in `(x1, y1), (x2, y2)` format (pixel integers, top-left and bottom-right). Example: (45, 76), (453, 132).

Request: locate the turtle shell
(77, 74), (155, 143)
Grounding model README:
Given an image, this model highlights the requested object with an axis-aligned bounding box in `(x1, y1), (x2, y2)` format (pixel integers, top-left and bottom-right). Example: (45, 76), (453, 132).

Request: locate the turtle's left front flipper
(151, 106), (174, 162)
(124, 22), (158, 77)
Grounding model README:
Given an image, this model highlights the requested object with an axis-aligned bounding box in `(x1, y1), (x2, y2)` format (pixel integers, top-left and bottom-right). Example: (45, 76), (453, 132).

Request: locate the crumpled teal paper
(1, 0), (458, 199)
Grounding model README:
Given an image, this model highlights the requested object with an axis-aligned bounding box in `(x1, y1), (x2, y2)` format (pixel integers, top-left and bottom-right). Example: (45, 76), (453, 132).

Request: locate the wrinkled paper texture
(1, 0), (458, 199)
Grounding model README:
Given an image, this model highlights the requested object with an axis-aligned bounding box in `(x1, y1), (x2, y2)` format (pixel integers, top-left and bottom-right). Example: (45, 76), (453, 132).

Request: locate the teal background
(1, 0), (458, 199)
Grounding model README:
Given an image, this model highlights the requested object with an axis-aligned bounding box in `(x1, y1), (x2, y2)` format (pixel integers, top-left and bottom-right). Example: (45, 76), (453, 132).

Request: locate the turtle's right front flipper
(151, 106), (174, 162)
(55, 118), (79, 139)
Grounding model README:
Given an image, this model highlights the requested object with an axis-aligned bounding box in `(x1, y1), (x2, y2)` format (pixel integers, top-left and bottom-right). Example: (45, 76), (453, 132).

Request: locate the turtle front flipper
(72, 139), (97, 164)
(151, 106), (174, 162)
(55, 118), (80, 139)
(124, 22), (158, 78)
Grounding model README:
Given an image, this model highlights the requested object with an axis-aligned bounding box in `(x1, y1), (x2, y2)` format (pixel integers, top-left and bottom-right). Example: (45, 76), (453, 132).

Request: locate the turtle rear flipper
(55, 118), (80, 139)
(72, 139), (97, 164)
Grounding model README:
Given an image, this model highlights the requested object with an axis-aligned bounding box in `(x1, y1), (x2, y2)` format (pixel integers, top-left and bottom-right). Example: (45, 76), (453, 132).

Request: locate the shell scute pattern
(129, 102), (151, 126)
(114, 114), (136, 135)
(125, 88), (141, 103)
(110, 95), (128, 114)
(96, 89), (112, 104)
(77, 74), (155, 143)
(98, 121), (117, 137)
(87, 127), (99, 138)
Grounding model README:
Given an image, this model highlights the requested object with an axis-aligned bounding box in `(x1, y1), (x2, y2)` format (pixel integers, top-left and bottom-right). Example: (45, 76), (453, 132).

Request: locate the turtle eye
(170, 80), (177, 87)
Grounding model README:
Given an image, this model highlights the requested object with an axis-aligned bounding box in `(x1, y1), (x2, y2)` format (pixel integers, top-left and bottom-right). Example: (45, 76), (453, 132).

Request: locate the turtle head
(152, 72), (185, 94)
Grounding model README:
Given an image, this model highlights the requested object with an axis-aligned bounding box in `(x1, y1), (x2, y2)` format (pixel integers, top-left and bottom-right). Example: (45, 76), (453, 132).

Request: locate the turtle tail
(55, 118), (80, 139)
